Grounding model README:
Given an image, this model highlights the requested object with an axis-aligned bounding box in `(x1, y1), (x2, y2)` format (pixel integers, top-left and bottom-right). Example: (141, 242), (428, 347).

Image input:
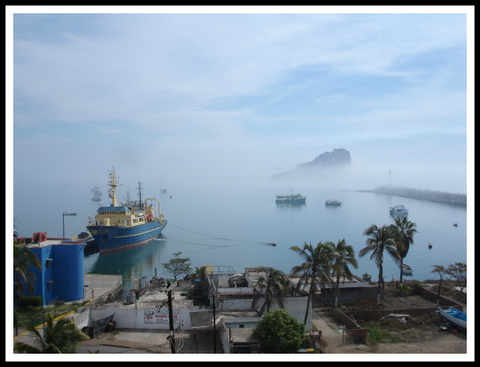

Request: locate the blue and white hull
(87, 219), (167, 253)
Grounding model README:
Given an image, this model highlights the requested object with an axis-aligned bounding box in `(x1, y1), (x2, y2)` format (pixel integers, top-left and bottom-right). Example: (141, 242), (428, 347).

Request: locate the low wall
(89, 306), (193, 330)
(338, 287), (464, 344)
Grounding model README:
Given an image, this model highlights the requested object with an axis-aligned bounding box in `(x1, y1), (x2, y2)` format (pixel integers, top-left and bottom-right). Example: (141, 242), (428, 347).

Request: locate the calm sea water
(14, 179), (467, 291)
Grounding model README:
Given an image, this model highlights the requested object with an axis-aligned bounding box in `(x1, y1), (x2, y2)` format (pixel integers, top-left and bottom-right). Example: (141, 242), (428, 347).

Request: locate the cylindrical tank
(52, 243), (84, 302)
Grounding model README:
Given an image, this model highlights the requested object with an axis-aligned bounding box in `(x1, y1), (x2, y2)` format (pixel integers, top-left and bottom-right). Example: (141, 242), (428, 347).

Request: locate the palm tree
(359, 225), (403, 303)
(252, 267), (289, 315)
(393, 216), (418, 283)
(330, 239), (358, 307)
(14, 240), (42, 300)
(14, 313), (89, 353)
(290, 242), (334, 325)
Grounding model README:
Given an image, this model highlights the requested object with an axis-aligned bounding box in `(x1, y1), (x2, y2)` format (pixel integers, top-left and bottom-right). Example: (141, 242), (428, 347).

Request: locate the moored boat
(275, 190), (306, 204)
(438, 307), (466, 331)
(86, 167), (167, 253)
(325, 199), (342, 206)
(91, 186), (102, 201)
(390, 205), (408, 216)
(402, 264), (413, 275)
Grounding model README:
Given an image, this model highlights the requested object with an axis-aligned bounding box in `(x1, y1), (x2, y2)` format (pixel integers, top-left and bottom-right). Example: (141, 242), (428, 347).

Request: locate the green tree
(290, 242), (334, 324)
(330, 239), (358, 307)
(14, 240), (42, 300)
(359, 225), (403, 303)
(14, 313), (89, 353)
(162, 251), (192, 281)
(392, 216), (418, 283)
(252, 309), (307, 353)
(252, 267), (289, 315)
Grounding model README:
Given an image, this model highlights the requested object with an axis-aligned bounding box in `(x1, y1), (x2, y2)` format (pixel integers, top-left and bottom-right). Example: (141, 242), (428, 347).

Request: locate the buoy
(428, 243), (432, 249)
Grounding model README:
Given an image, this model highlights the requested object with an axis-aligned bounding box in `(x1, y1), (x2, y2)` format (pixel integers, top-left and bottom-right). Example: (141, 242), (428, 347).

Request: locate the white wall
(89, 306), (192, 330)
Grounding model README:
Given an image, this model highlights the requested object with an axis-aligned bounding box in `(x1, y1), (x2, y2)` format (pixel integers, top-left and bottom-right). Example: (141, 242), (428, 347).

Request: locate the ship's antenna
(108, 167), (123, 206)
(137, 180), (143, 209)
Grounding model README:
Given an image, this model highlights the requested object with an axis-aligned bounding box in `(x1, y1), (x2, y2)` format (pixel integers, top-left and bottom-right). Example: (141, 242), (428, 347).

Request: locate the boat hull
(439, 307), (466, 331)
(276, 198), (306, 204)
(87, 220), (167, 253)
(402, 264), (413, 275)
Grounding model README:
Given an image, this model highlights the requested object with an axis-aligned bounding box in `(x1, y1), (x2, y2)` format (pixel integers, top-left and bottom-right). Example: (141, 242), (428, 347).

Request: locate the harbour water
(14, 178), (468, 292)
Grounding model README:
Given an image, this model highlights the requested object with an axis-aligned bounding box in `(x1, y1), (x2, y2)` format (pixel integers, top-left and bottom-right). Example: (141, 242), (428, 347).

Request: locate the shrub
(253, 309), (308, 353)
(410, 280), (424, 295)
(17, 296), (43, 309)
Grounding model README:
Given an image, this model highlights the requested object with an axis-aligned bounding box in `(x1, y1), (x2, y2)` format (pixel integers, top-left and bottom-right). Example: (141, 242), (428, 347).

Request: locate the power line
(164, 224), (276, 247)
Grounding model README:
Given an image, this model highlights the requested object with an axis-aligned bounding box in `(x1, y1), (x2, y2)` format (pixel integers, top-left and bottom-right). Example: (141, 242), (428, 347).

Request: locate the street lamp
(62, 212), (77, 238)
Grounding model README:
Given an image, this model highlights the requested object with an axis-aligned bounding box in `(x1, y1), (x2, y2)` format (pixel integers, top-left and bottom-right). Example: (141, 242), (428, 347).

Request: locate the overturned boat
(438, 307), (466, 331)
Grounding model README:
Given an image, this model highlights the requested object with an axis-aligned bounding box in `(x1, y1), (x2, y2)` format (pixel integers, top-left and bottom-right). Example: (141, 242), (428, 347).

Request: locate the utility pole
(213, 293), (216, 353)
(168, 289), (176, 353)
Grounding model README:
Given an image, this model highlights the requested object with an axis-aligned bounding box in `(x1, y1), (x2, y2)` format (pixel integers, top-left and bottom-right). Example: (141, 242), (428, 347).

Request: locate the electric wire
(157, 223), (276, 248)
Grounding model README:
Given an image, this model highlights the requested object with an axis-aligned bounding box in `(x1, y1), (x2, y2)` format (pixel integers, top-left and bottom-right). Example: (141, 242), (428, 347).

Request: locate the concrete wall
(89, 306), (193, 330)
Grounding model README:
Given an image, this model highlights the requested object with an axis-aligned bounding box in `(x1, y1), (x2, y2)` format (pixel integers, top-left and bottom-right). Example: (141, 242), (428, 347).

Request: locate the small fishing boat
(438, 307), (466, 331)
(402, 264), (413, 275)
(390, 205), (408, 215)
(91, 186), (102, 201)
(275, 190), (306, 204)
(325, 199), (342, 206)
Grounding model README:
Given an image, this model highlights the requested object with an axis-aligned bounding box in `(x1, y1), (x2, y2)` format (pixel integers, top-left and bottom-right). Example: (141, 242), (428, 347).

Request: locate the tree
(392, 216), (418, 283)
(162, 251), (192, 281)
(14, 313), (89, 353)
(359, 224), (403, 303)
(290, 242), (334, 324)
(432, 262), (467, 303)
(330, 239), (358, 307)
(252, 309), (307, 353)
(14, 240), (42, 300)
(252, 267), (289, 315)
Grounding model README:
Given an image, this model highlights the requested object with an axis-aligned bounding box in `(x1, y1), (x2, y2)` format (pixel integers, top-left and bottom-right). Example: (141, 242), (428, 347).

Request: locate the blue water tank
(52, 244), (84, 302)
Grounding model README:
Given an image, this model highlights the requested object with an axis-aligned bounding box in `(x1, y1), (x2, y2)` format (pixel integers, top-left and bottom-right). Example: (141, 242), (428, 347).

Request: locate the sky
(7, 6), (473, 210)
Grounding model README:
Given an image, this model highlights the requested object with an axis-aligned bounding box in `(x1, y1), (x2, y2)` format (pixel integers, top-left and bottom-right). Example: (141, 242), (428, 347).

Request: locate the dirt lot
(318, 281), (468, 355)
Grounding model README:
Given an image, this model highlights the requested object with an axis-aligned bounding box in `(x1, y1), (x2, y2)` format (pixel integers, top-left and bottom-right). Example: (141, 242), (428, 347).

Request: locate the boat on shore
(402, 264), (413, 275)
(390, 205), (408, 216)
(86, 167), (167, 253)
(325, 199), (342, 206)
(438, 307), (466, 331)
(275, 190), (306, 204)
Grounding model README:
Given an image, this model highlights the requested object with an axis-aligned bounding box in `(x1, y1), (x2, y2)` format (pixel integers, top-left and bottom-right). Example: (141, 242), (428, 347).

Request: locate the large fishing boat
(86, 167), (167, 253)
(275, 190), (306, 204)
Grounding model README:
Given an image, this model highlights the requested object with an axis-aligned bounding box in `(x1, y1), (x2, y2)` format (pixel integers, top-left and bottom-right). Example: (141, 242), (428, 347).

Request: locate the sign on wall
(144, 308), (181, 325)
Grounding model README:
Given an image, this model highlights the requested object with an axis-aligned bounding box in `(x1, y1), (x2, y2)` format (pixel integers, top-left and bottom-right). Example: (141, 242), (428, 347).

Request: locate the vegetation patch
(366, 327), (403, 344)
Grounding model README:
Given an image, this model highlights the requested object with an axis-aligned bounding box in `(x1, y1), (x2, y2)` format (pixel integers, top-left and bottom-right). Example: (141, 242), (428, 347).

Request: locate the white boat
(390, 205), (408, 215)
(325, 199), (342, 206)
(402, 264), (413, 275)
(275, 190), (306, 204)
(438, 307), (466, 331)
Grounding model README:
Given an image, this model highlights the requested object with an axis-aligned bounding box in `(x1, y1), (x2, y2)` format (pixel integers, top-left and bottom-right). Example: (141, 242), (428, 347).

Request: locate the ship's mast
(108, 167), (122, 207)
(137, 180), (143, 209)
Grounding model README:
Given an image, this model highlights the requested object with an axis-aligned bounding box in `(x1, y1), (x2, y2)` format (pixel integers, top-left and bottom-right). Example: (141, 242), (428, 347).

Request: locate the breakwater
(368, 185), (466, 207)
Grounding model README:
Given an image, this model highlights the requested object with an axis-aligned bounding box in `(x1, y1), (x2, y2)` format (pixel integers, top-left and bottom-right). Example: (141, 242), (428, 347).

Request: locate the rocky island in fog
(273, 148), (351, 179)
